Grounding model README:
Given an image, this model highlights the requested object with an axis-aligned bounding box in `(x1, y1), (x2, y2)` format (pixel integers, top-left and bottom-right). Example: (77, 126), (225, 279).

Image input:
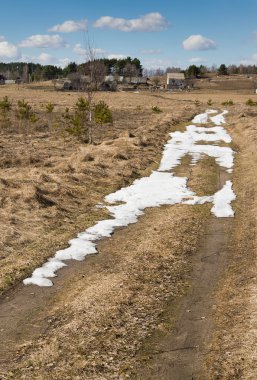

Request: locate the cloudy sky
(1, 0), (257, 69)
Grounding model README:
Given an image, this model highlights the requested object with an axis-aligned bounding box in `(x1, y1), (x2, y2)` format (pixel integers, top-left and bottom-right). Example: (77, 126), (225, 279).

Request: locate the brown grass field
(1, 82), (257, 379)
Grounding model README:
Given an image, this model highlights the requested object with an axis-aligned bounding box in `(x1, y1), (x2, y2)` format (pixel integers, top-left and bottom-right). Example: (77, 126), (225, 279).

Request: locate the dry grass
(0, 85), (199, 295)
(1, 84), (257, 379)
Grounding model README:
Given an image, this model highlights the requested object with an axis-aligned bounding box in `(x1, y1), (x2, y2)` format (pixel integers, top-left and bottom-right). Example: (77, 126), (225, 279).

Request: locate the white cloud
(49, 19), (87, 33)
(142, 58), (178, 70)
(73, 43), (105, 57)
(58, 58), (71, 68)
(94, 12), (169, 32)
(141, 49), (161, 54)
(19, 34), (67, 49)
(240, 54), (257, 65)
(0, 35), (5, 42)
(0, 40), (19, 59)
(189, 57), (208, 63)
(107, 54), (127, 59)
(73, 43), (86, 55)
(37, 53), (55, 64)
(182, 35), (216, 51)
(20, 53), (73, 68)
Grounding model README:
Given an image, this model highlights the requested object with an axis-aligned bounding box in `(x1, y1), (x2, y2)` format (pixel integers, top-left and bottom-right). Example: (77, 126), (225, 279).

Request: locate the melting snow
(211, 180), (236, 217)
(159, 124), (233, 172)
(210, 110), (228, 125)
(192, 109), (217, 124)
(23, 110), (236, 287)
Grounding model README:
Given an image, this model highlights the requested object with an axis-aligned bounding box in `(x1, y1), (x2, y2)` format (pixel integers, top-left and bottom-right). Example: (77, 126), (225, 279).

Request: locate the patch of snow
(192, 109), (217, 124)
(95, 203), (105, 209)
(23, 277), (53, 287)
(211, 180), (236, 217)
(210, 110), (228, 125)
(159, 123), (233, 172)
(23, 110), (236, 287)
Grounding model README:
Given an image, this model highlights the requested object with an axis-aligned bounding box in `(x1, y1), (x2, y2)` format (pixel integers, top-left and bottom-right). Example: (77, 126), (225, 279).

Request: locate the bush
(0, 96), (11, 115)
(94, 101), (113, 126)
(16, 100), (38, 135)
(62, 107), (83, 138)
(194, 100), (201, 107)
(0, 96), (12, 126)
(75, 97), (89, 114)
(65, 114), (85, 136)
(64, 97), (113, 142)
(17, 100), (34, 120)
(45, 102), (55, 113)
(246, 98), (257, 106)
(207, 99), (213, 106)
(222, 100), (234, 106)
(152, 105), (162, 113)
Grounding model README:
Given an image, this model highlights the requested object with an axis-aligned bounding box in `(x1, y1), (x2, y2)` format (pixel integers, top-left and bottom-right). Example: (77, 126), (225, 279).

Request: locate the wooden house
(166, 72), (187, 90)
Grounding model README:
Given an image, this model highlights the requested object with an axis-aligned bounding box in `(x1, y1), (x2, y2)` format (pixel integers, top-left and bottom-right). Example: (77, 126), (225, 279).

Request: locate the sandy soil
(1, 84), (257, 379)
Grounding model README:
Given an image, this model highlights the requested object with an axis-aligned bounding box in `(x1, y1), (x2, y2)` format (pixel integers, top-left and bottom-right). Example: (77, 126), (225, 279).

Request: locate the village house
(55, 74), (150, 92)
(166, 72), (187, 90)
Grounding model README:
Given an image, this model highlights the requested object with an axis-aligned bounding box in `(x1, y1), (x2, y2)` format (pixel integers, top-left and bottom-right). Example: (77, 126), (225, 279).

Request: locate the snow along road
(24, 110), (236, 287)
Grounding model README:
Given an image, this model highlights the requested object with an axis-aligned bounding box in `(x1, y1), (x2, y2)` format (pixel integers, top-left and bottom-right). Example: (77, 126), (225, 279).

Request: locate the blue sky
(1, 0), (257, 69)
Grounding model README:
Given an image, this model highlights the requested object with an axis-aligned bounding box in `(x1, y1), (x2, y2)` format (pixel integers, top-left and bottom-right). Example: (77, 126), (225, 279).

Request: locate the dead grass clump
(114, 152), (129, 160)
(138, 135), (153, 147)
(83, 153), (95, 162)
(35, 187), (57, 208)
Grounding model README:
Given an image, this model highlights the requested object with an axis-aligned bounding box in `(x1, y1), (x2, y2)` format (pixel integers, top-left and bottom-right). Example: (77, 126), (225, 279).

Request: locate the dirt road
(134, 171), (231, 379)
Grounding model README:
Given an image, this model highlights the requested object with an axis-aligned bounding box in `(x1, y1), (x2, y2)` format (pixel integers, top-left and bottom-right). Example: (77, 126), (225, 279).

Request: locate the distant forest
(0, 57), (143, 82)
(1, 59), (257, 82)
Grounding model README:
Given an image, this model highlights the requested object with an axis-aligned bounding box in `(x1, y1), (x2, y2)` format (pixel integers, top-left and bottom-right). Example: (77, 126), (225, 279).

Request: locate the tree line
(1, 60), (257, 83)
(0, 57), (143, 82)
(146, 64), (257, 78)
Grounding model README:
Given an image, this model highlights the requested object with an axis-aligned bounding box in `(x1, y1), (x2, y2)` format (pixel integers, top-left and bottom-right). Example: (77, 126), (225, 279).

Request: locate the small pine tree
(45, 102), (55, 113)
(94, 101), (113, 127)
(17, 100), (33, 120)
(45, 102), (55, 130)
(0, 96), (11, 115)
(76, 97), (89, 114)
(75, 97), (89, 140)
(16, 99), (38, 135)
(0, 96), (12, 126)
(64, 98), (90, 141)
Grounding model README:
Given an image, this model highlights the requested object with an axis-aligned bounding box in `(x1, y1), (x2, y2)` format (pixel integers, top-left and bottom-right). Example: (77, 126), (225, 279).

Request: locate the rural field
(0, 82), (257, 379)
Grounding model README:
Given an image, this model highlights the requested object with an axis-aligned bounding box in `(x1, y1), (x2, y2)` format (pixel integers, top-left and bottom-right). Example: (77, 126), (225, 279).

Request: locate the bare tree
(165, 66), (182, 73)
(79, 60), (107, 90)
(80, 38), (105, 143)
(152, 76), (161, 87)
(123, 63), (139, 82)
(154, 68), (165, 76)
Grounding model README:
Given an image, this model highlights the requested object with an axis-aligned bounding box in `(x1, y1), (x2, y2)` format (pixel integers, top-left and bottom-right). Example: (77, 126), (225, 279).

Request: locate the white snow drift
(23, 110), (236, 287)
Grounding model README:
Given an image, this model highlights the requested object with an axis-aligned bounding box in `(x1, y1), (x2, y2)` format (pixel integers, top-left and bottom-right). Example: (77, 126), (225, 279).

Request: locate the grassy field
(1, 83), (257, 379)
